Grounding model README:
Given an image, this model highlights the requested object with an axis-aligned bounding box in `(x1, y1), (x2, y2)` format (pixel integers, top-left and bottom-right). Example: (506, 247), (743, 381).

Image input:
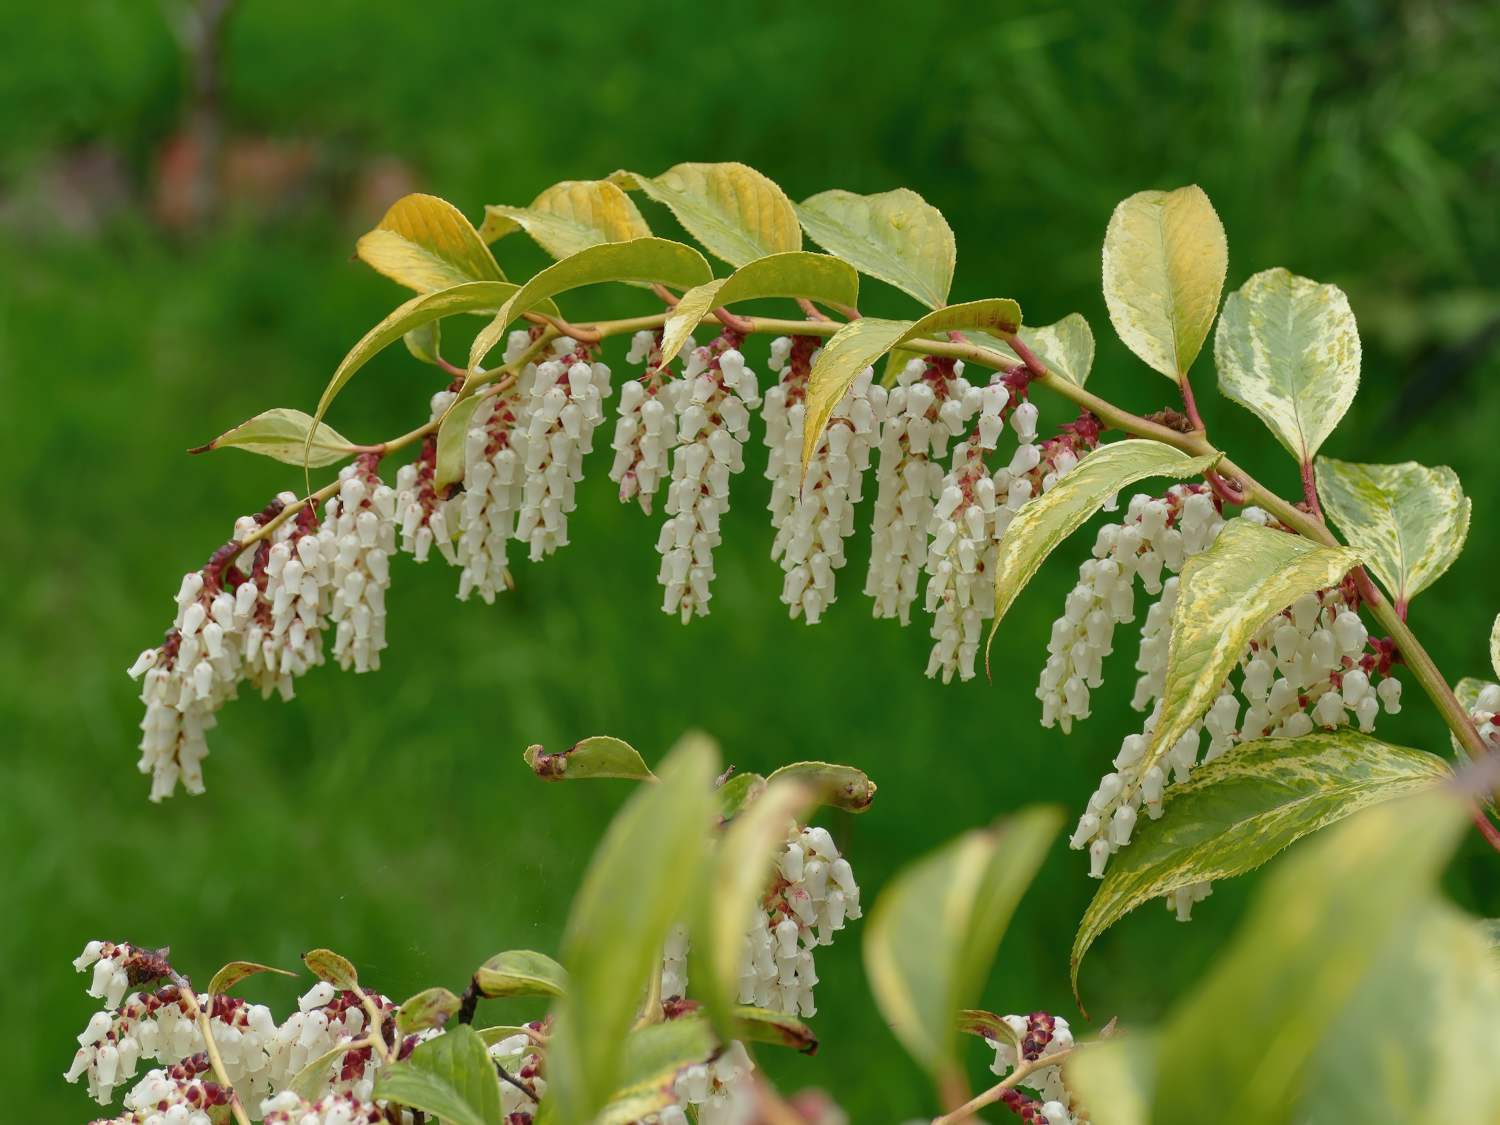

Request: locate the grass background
(3, 1), (1499, 1118)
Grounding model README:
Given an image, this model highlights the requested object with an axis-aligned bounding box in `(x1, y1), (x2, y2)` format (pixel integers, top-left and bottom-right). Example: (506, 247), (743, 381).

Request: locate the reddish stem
(1300, 459), (1326, 520)
(1471, 803), (1500, 854)
(1178, 376), (1206, 431)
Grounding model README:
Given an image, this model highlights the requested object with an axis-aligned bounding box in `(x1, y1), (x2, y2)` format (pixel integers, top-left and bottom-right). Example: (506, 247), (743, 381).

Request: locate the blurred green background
(4, 0), (1499, 1118)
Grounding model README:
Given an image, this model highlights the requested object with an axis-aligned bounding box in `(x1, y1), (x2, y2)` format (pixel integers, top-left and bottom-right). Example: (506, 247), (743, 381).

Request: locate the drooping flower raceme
(393, 391), (460, 566)
(611, 329), (690, 515)
(319, 456), (398, 674)
(238, 497), (329, 703)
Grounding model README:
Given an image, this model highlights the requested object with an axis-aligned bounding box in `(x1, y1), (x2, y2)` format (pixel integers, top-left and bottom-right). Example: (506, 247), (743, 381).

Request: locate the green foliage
(795, 188), (955, 309)
(612, 162), (801, 266)
(191, 408), (356, 469)
(434, 392), (485, 491)
(205, 959), (296, 996)
(522, 736), (657, 783)
(764, 761), (877, 813)
(474, 949), (568, 999)
(302, 947), (360, 989)
(372, 1025), (504, 1125)
(395, 985), (463, 1033)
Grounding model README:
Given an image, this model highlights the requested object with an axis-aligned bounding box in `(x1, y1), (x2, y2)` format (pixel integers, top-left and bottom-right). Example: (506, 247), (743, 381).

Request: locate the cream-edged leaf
(613, 162), (800, 267)
(1315, 457), (1469, 606)
(480, 179), (652, 259)
(987, 440), (1222, 668)
(979, 312), (1096, 386)
(356, 193), (503, 292)
(522, 735), (657, 783)
(1142, 520), (1361, 790)
(1072, 732), (1449, 1000)
(192, 408), (356, 469)
(1215, 268), (1361, 462)
(801, 299), (1022, 472)
(657, 252), (860, 364)
(795, 188), (954, 308)
(1102, 185), (1227, 380)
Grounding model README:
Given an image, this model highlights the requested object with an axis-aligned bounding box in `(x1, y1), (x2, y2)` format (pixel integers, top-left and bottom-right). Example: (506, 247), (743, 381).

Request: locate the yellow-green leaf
(1143, 520), (1360, 792)
(986, 440), (1222, 668)
(1215, 267), (1361, 463)
(863, 806), (1059, 1075)
(795, 187), (955, 308)
(480, 179), (652, 259)
(594, 1018), (718, 1125)
(977, 312), (1096, 386)
(205, 960), (295, 996)
(657, 252), (860, 365)
(1315, 457), (1470, 607)
(1065, 1034), (1157, 1125)
(434, 392), (484, 492)
(468, 238), (712, 370)
(1072, 731), (1449, 1001)
(715, 772), (767, 820)
(288, 1044), (351, 1101)
(475, 949), (568, 999)
(1151, 788), (1467, 1124)
(546, 734), (718, 1125)
(301, 948), (358, 990)
(372, 1025), (504, 1125)
(801, 299), (1022, 472)
(395, 986), (462, 1034)
(612, 162), (800, 267)
(1102, 185), (1227, 380)
(522, 736), (657, 783)
(191, 408), (356, 469)
(356, 193), (503, 292)
(404, 320), (443, 365)
(764, 760), (877, 813)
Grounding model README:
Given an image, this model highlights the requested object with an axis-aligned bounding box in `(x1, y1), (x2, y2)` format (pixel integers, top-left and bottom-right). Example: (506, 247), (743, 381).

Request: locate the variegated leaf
(795, 187), (954, 309)
(1102, 186), (1227, 380)
(480, 179), (652, 259)
(1072, 731), (1449, 999)
(356, 193), (504, 292)
(977, 312), (1096, 386)
(612, 162), (800, 267)
(1215, 268), (1361, 463)
(987, 440), (1222, 669)
(1314, 457), (1469, 606)
(1143, 520), (1360, 789)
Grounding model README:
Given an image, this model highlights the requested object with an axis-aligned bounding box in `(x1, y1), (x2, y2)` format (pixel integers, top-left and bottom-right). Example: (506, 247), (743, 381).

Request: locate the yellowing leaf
(302, 948), (359, 989)
(1072, 731), (1449, 1001)
(192, 408), (356, 469)
(474, 949), (568, 999)
(1102, 185), (1227, 380)
(395, 986), (462, 1034)
(863, 807), (1059, 1075)
(522, 735), (657, 782)
(480, 179), (652, 259)
(205, 960), (295, 996)
(764, 760), (877, 813)
(1143, 520), (1360, 789)
(1315, 457), (1470, 606)
(801, 299), (1022, 472)
(1215, 267), (1361, 463)
(468, 237), (712, 370)
(657, 252), (860, 364)
(372, 1025), (504, 1125)
(977, 312), (1096, 386)
(795, 187), (955, 308)
(612, 162), (800, 266)
(356, 193), (503, 292)
(434, 392), (484, 492)
(987, 440), (1221, 668)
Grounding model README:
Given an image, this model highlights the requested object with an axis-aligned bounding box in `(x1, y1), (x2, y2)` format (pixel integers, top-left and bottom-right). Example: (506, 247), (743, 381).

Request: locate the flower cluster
(393, 390), (460, 565)
(983, 1011), (1077, 1125)
(321, 457), (398, 674)
(649, 1041), (756, 1125)
(1465, 682), (1500, 752)
(610, 330), (690, 514)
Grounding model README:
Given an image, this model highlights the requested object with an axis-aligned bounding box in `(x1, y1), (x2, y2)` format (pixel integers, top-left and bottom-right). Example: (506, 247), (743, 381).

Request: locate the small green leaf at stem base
(764, 761), (877, 813)
(371, 1025), (505, 1125)
(474, 950), (569, 1000)
(301, 948), (359, 990)
(522, 736), (657, 783)
(395, 986), (463, 1034)
(206, 960), (295, 996)
(434, 392), (484, 492)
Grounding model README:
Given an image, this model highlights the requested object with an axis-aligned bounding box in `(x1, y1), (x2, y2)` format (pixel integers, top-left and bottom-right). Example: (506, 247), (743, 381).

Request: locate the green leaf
(957, 1009), (1022, 1050)
(977, 312), (1096, 386)
(764, 760), (877, 813)
(302, 948), (359, 989)
(802, 299), (1022, 471)
(205, 960), (295, 996)
(1151, 788), (1467, 1124)
(731, 1005), (818, 1054)
(477, 1024), (535, 1047)
(546, 733), (719, 1125)
(594, 1018), (718, 1125)
(1215, 267), (1361, 463)
(612, 162), (800, 267)
(372, 1025), (504, 1125)
(863, 807), (1059, 1076)
(986, 440), (1222, 668)
(288, 1044), (352, 1101)
(475, 950), (569, 999)
(657, 251), (861, 365)
(1142, 520), (1360, 796)
(434, 392), (484, 492)
(395, 986), (462, 1034)
(468, 238), (713, 370)
(356, 193), (504, 292)
(480, 179), (653, 259)
(795, 187), (955, 308)
(190, 408), (356, 469)
(1302, 904), (1500, 1124)
(404, 319), (443, 365)
(1313, 457), (1469, 607)
(1102, 185), (1227, 381)
(1072, 731), (1450, 1000)
(715, 772), (767, 820)
(522, 736), (657, 783)
(1065, 1034), (1157, 1125)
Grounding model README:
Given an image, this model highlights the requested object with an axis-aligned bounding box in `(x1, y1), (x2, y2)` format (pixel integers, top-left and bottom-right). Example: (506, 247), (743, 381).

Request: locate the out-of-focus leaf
(206, 960), (295, 996)
(395, 986), (462, 1034)
(715, 772), (767, 820)
(357, 193), (504, 292)
(765, 761), (877, 813)
(545, 734), (718, 1125)
(802, 299), (1022, 472)
(1215, 268), (1361, 463)
(612, 162), (800, 266)
(1072, 731), (1449, 1000)
(302, 948), (358, 989)
(1315, 458), (1469, 606)
(1065, 1034), (1157, 1125)
(731, 1006), (818, 1054)
(795, 187), (954, 308)
(957, 1009), (1021, 1050)
(434, 392), (484, 491)
(372, 1025), (503, 1125)
(474, 950), (568, 999)
(863, 807), (1059, 1075)
(657, 252), (860, 364)
(594, 1018), (718, 1125)
(977, 312), (1096, 386)
(1102, 185), (1227, 380)
(191, 408), (356, 469)
(477, 1025), (535, 1046)
(468, 238), (712, 370)
(522, 736), (657, 783)
(1142, 520), (1360, 795)
(986, 440), (1222, 667)
(481, 179), (652, 260)
(1493, 613), (1500, 679)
